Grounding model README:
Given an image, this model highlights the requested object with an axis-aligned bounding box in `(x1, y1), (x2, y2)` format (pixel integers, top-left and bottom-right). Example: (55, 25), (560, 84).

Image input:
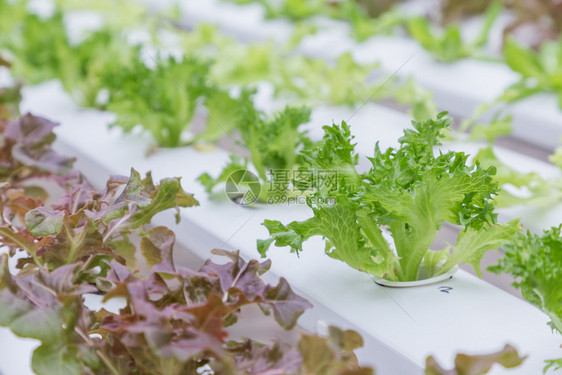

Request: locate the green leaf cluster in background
(473, 146), (562, 208)
(199, 91), (314, 202)
(406, 0), (502, 62)
(0, 0), (437, 151)
(503, 37), (562, 108)
(228, 0), (406, 41)
(180, 24), (436, 118)
(3, 11), (72, 85)
(104, 55), (213, 147)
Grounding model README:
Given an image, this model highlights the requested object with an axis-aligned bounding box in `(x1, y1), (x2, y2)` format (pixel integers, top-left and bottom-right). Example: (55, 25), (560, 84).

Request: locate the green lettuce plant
(490, 225), (562, 372)
(259, 113), (520, 282)
(199, 91), (315, 203)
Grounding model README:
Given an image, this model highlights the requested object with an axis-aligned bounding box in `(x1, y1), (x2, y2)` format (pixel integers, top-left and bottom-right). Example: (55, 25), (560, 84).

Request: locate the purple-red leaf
(228, 340), (302, 375)
(25, 207), (65, 237)
(141, 226), (175, 272)
(263, 278), (312, 330)
(200, 251), (311, 330)
(4, 114), (73, 175)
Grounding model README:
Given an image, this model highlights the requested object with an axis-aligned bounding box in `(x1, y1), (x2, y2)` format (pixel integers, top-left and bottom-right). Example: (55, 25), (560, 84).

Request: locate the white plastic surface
(372, 265), (459, 288)
(0, 329), (37, 375)
(6, 81), (559, 375)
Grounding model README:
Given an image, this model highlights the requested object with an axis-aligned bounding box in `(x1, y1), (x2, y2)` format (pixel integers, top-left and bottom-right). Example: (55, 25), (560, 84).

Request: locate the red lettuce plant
(0, 112), (372, 374)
